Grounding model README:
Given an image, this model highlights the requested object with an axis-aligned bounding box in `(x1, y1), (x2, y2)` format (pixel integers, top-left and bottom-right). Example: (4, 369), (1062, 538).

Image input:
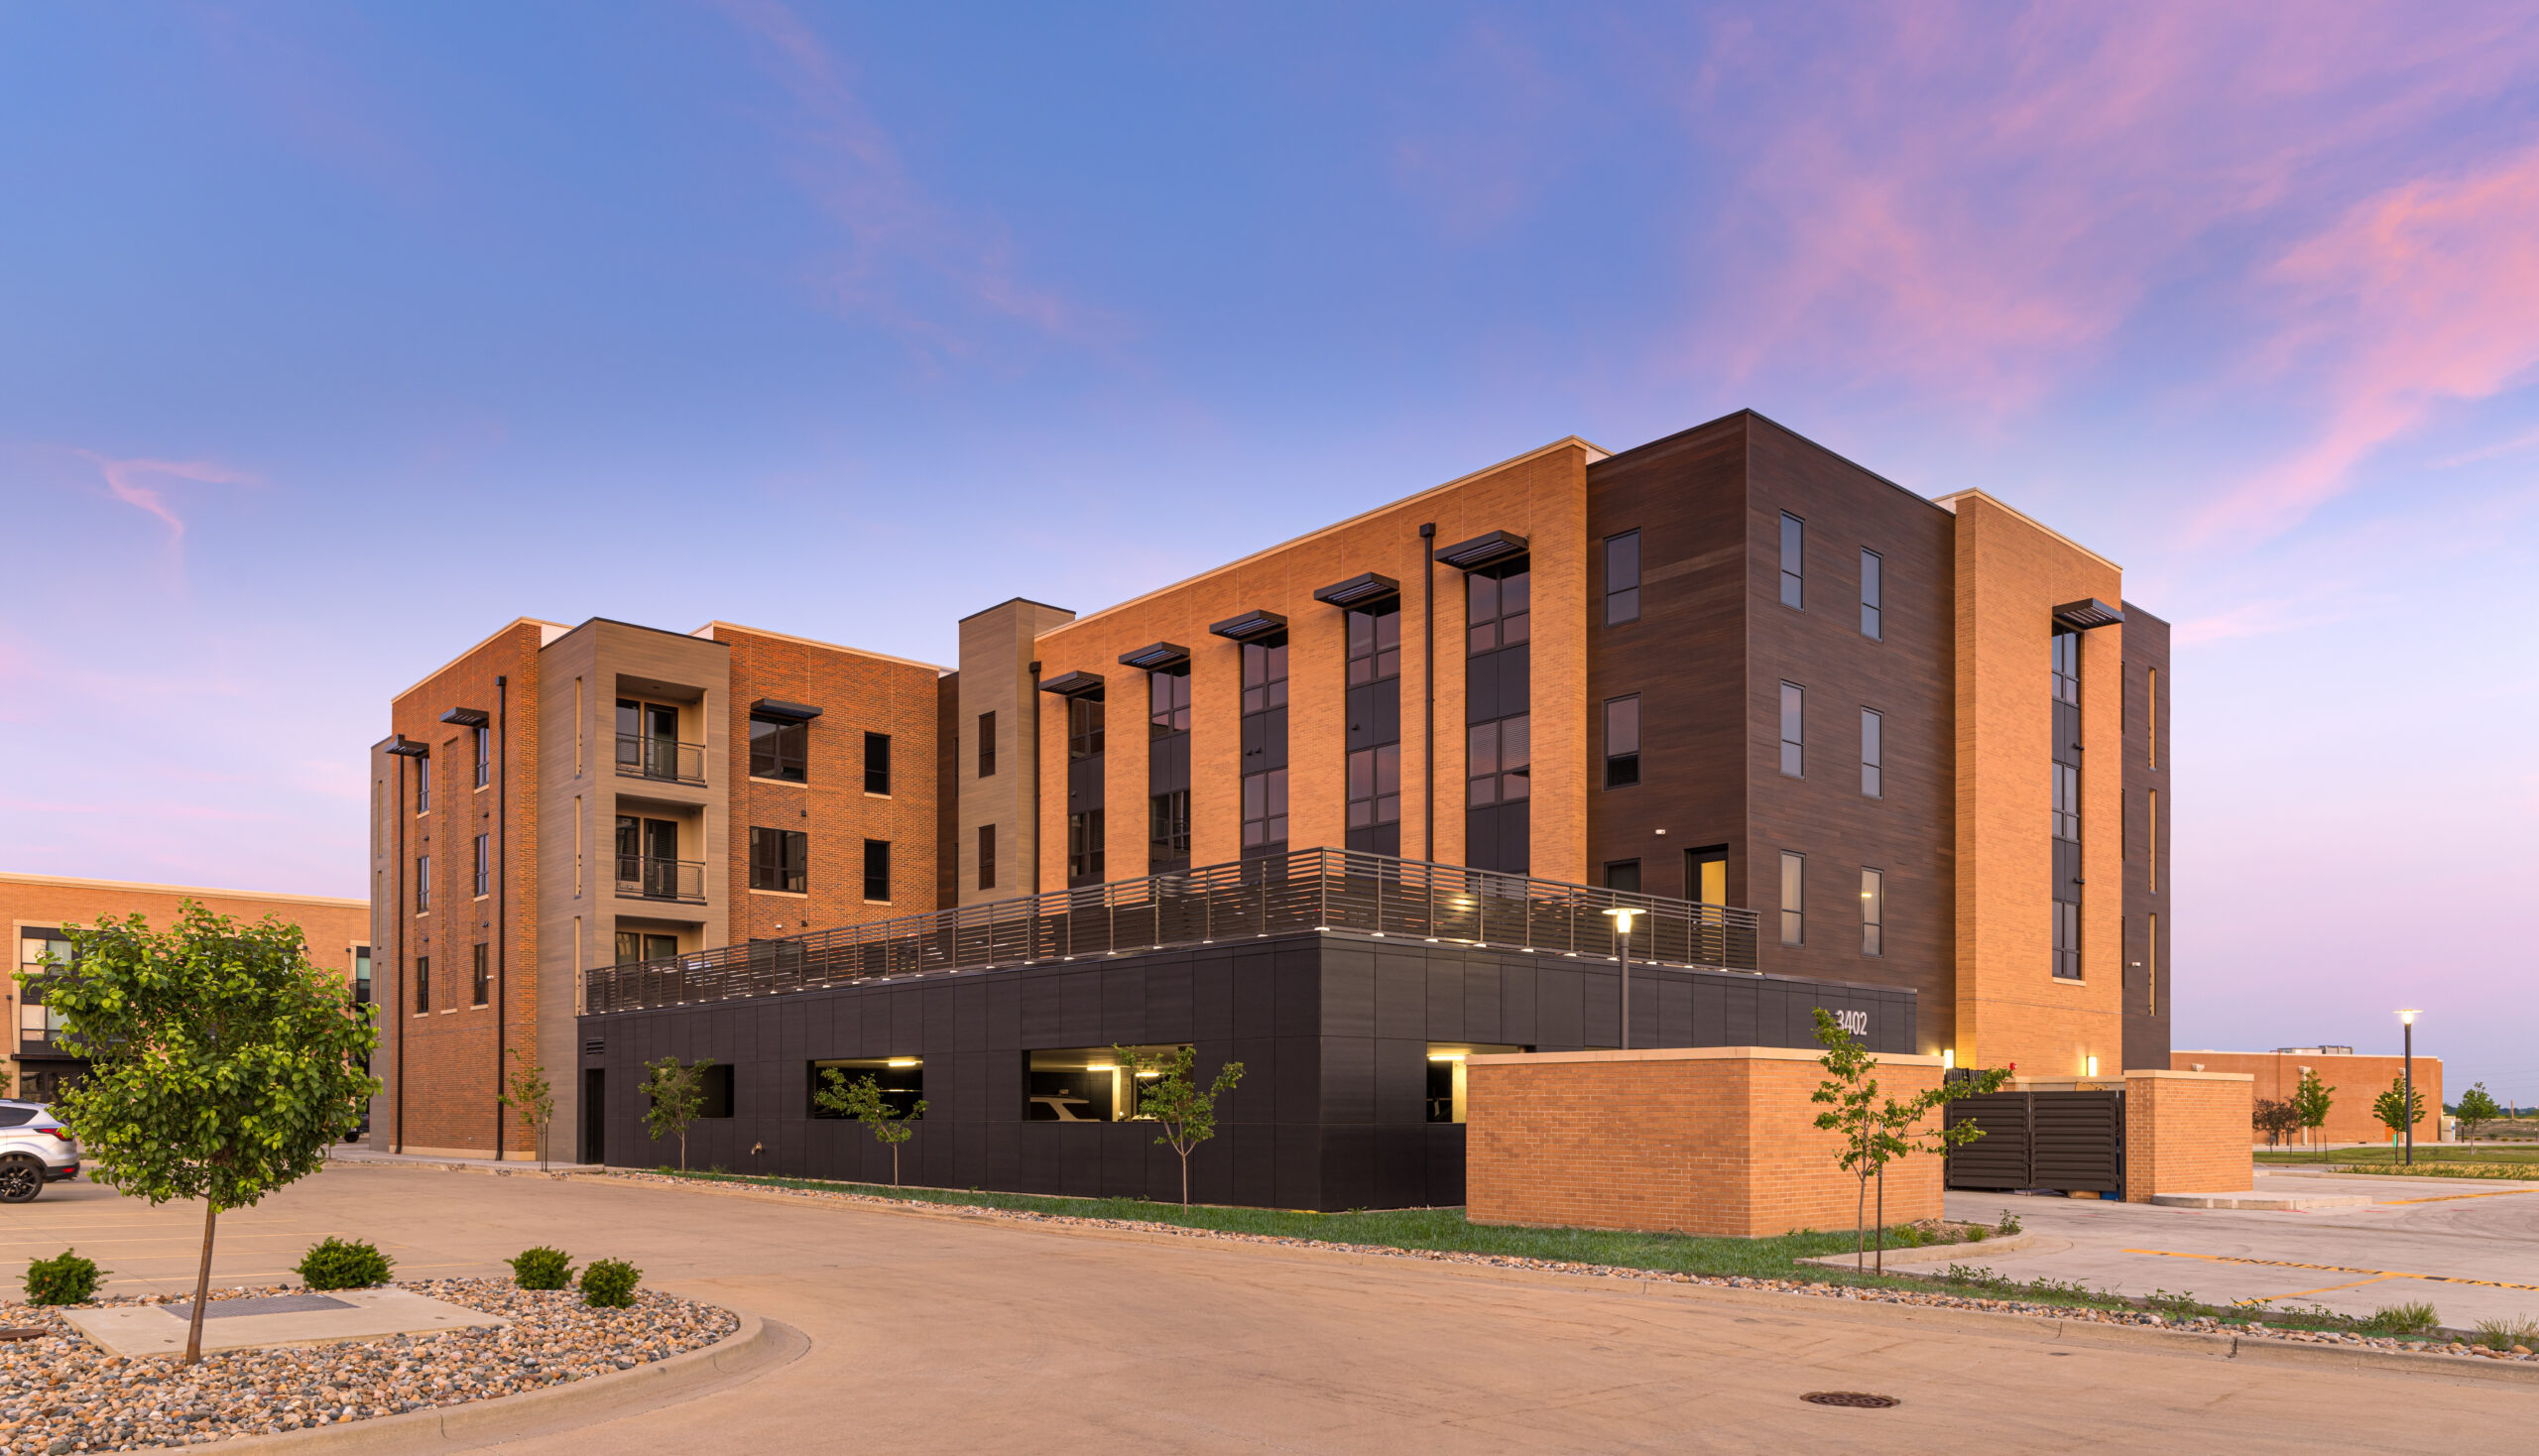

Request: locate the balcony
(584, 847), (1762, 1015)
(615, 732), (706, 787)
(616, 854), (706, 905)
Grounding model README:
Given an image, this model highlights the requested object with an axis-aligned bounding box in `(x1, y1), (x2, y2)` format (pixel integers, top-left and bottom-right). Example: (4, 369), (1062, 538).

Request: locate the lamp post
(1604, 906), (1641, 1050)
(2398, 1009), (2420, 1166)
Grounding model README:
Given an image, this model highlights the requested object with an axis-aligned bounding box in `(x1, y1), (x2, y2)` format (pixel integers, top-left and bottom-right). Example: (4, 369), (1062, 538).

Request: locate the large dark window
(1066, 692), (1106, 885)
(750, 715), (807, 783)
(749, 827), (807, 893)
(617, 699), (698, 784)
(809, 1057), (923, 1120)
(1604, 695), (1639, 789)
(863, 838), (892, 903)
(1242, 638), (1289, 857)
(1604, 860), (1640, 893)
(1861, 708), (1882, 798)
(1345, 604), (1402, 855)
(1026, 1044), (1189, 1122)
(1779, 513), (1805, 609)
(1465, 558), (1531, 873)
(1779, 683), (1804, 778)
(864, 732), (893, 794)
(1068, 808), (1105, 883)
(471, 943), (490, 1006)
(1605, 531), (1640, 625)
(1860, 548), (1883, 640)
(1149, 667), (1192, 873)
(977, 710), (997, 778)
(615, 931), (677, 964)
(978, 822), (997, 891)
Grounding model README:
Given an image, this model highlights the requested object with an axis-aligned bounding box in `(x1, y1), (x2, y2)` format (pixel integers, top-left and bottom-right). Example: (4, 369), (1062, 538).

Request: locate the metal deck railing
(579, 846), (1761, 1015)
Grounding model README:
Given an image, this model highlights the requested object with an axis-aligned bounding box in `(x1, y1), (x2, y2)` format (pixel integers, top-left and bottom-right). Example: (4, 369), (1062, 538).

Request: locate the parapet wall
(2124, 1069), (2253, 1202)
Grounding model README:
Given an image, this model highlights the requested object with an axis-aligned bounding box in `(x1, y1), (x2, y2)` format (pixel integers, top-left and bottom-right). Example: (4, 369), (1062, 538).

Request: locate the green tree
(814, 1070), (927, 1188)
(1114, 1044), (1245, 1207)
(499, 1049), (556, 1170)
(2456, 1083), (2502, 1142)
(1809, 1008), (2010, 1274)
(2372, 1075), (2426, 1141)
(26, 904), (376, 1365)
(2291, 1068), (2335, 1160)
(639, 1056), (712, 1171)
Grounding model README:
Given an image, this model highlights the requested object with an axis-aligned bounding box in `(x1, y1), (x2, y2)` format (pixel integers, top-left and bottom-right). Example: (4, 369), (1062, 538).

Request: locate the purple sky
(3, 4), (2532, 1101)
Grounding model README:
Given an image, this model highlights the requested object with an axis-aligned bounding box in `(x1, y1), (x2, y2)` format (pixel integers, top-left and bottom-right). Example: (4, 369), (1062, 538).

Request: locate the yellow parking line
(2124, 1249), (2539, 1293)
(2231, 1275), (2396, 1305)
(2377, 1187), (2539, 1205)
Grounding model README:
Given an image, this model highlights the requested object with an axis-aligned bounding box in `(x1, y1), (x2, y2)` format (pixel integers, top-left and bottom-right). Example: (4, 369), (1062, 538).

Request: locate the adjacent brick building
(2175, 1047), (2445, 1147)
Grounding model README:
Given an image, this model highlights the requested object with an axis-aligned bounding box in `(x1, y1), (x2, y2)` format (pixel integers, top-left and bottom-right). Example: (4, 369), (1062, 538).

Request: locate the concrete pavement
(5, 1165), (2535, 1452)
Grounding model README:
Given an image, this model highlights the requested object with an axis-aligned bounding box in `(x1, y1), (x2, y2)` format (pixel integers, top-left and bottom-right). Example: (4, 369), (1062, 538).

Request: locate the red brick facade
(2123, 1069), (2253, 1201)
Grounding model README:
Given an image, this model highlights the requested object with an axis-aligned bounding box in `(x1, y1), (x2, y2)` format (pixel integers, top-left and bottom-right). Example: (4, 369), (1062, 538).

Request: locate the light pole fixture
(1604, 906), (1642, 1050)
(2398, 1009), (2421, 1166)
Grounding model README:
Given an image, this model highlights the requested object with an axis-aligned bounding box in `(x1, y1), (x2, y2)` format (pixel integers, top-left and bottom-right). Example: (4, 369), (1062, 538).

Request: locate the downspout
(494, 673), (509, 1161)
(1419, 524), (1436, 861)
(393, 754), (406, 1154)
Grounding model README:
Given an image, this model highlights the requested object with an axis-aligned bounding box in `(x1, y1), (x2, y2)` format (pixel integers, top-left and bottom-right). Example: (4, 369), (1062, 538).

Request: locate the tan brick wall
(1030, 438), (1599, 889)
(2123, 1070), (2253, 1200)
(1466, 1046), (1946, 1238)
(2172, 1050), (2445, 1147)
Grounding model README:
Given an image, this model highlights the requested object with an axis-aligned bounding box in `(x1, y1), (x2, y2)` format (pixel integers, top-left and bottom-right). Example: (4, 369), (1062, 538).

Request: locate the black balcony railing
(615, 733), (706, 786)
(616, 854), (706, 904)
(582, 846), (1761, 1016)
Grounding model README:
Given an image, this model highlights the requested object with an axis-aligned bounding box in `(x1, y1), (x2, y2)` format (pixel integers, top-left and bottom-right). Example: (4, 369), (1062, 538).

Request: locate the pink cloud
(75, 452), (258, 552)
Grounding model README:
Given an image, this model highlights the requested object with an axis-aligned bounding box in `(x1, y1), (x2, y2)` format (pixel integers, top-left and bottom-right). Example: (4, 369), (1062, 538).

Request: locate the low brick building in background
(5, 871), (369, 1101)
(2174, 1048), (2445, 1146)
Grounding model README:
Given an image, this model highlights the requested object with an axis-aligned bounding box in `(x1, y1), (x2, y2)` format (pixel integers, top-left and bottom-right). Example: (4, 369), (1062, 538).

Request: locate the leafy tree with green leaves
(1114, 1044), (1245, 1207)
(2291, 1068), (2335, 1160)
(499, 1049), (556, 1169)
(1809, 1008), (2010, 1274)
(2372, 1074), (2426, 1142)
(814, 1069), (927, 1187)
(26, 903), (377, 1364)
(2456, 1083), (2502, 1142)
(639, 1056), (712, 1171)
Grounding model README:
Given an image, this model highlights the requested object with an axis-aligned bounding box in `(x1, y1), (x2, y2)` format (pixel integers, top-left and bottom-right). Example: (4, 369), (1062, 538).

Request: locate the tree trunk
(184, 1199), (220, 1366)
(1855, 1166), (1868, 1272)
(1180, 1149), (1190, 1208)
(891, 1142), (900, 1190)
(1874, 1163), (1884, 1275)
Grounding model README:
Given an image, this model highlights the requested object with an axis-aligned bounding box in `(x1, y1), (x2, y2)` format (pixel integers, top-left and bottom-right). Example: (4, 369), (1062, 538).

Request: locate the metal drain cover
(1802, 1392), (1900, 1409)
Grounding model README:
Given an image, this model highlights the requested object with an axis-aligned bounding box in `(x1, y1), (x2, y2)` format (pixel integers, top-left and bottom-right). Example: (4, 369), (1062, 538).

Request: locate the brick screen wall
(2122, 1069), (2253, 1201)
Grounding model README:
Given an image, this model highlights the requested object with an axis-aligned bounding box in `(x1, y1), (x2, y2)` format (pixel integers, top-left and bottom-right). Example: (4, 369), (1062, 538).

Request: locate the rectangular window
(574, 676), (584, 774)
(863, 838), (892, 903)
(1068, 695), (1105, 759)
(1347, 744), (1400, 831)
(1860, 548), (1882, 640)
(1026, 1043), (1190, 1122)
(1241, 636), (1289, 857)
(1067, 808), (1105, 882)
(353, 945), (372, 1006)
(2052, 631), (2080, 705)
(416, 756), (430, 814)
(415, 855), (430, 913)
(2147, 667), (2158, 769)
(1860, 708), (1882, 798)
(1149, 789), (1191, 863)
(473, 725), (491, 789)
(1779, 683), (1804, 778)
(809, 1057), (923, 1120)
(1346, 605), (1401, 685)
(2053, 763), (2081, 841)
(1779, 851), (1804, 946)
(1779, 513), (1804, 609)
(1149, 667), (1192, 734)
(2148, 788), (2158, 892)
(1687, 846), (1728, 906)
(1605, 531), (1640, 625)
(1241, 770), (1288, 849)
(415, 956), (429, 1015)
(471, 942), (490, 1006)
(2146, 911), (2158, 1014)
(978, 710), (997, 778)
(1466, 715), (1530, 806)
(750, 716), (807, 783)
(749, 827), (807, 893)
(1604, 695), (1640, 789)
(473, 832), (491, 898)
(615, 931), (677, 965)
(574, 795), (584, 895)
(1242, 638), (1289, 713)
(864, 731), (892, 794)
(2053, 898), (2081, 980)
(1861, 867), (1883, 956)
(695, 1063), (735, 1119)
(978, 823), (996, 891)
(1466, 561), (1530, 654)
(1604, 860), (1640, 894)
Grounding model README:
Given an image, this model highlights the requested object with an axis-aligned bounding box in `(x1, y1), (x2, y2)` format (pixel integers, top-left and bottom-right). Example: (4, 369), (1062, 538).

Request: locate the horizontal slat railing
(580, 847), (1760, 1015)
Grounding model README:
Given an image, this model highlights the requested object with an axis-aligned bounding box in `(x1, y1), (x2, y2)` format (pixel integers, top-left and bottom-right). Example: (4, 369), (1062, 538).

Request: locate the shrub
(2364, 1301), (2440, 1336)
(508, 1247), (575, 1290)
(1995, 1209), (2022, 1236)
(580, 1258), (642, 1308)
(25, 1249), (102, 1305)
(2476, 1316), (2539, 1352)
(297, 1237), (394, 1290)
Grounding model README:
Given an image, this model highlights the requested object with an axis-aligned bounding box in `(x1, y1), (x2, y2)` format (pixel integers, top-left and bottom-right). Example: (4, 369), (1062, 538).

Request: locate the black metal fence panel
(1945, 1089), (2123, 1194)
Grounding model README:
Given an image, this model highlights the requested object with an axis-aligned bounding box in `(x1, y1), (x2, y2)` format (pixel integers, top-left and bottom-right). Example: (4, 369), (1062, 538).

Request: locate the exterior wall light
(1941, 1048), (1955, 1069)
(2085, 1055), (2100, 1077)
(887, 1057), (919, 1068)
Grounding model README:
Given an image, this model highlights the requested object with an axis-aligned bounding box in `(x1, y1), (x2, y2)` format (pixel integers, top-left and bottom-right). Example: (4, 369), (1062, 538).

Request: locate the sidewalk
(326, 1146), (603, 1175)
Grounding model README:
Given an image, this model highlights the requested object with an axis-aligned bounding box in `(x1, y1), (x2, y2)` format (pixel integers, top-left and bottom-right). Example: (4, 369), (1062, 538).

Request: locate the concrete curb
(1793, 1231), (2043, 1270)
(2150, 1191), (2372, 1210)
(214, 1308), (803, 1452)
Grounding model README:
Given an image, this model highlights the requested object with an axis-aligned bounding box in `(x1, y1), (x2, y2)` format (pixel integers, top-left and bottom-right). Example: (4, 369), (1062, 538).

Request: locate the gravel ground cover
(612, 1170), (2539, 1369)
(0, 1278), (737, 1453)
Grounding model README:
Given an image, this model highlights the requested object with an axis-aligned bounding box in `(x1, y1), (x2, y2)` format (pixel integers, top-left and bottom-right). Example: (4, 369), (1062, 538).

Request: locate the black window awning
(386, 735), (430, 758)
(1432, 530), (1528, 569)
(1117, 642), (1192, 670)
(438, 707), (490, 728)
(750, 698), (823, 721)
(1038, 669), (1107, 698)
(1208, 609), (1286, 643)
(2052, 599), (2124, 632)
(1312, 572), (1401, 609)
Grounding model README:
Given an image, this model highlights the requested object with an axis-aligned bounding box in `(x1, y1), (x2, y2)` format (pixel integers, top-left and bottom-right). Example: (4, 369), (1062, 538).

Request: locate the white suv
(0, 1101), (79, 1202)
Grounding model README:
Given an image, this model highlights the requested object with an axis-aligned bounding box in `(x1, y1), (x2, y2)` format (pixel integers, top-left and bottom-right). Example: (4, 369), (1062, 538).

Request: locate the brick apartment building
(376, 411), (2178, 1201)
(6, 871), (368, 1102)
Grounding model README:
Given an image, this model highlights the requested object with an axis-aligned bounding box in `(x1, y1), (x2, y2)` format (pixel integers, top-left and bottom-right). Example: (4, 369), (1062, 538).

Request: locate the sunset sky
(3, 4), (2533, 1099)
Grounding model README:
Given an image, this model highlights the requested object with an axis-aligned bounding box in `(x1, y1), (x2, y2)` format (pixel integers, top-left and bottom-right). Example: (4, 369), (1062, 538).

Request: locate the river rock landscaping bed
(0, 1278), (737, 1453)
(611, 1170), (2539, 1368)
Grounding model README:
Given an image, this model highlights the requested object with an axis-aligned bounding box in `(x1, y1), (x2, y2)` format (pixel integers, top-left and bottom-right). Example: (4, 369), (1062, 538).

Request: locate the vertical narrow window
(2053, 899), (2081, 980)
(1067, 807), (1106, 882)
(1464, 557), (1531, 873)
(353, 945), (372, 1006)
(1149, 667), (1192, 735)
(1604, 860), (1640, 893)
(1241, 637), (1289, 857)
(863, 839), (891, 903)
(1466, 717), (1530, 807)
(2053, 764), (2080, 841)
(1779, 852), (1804, 946)
(978, 822), (997, 891)
(1148, 665), (1193, 873)
(1604, 695), (1640, 789)
(2051, 629), (2084, 980)
(1860, 548), (1882, 640)
(2147, 789), (2159, 893)
(574, 795), (584, 895)
(1779, 683), (1804, 778)
(1149, 789), (1191, 865)
(473, 832), (491, 898)
(415, 956), (429, 1015)
(1861, 868), (1883, 956)
(2147, 667), (2158, 769)
(1779, 513), (1805, 609)
(2147, 911), (2158, 1014)
(1604, 531), (1640, 625)
(978, 710), (997, 778)
(1345, 603), (1402, 855)
(416, 755), (430, 814)
(473, 725), (491, 788)
(864, 732), (892, 794)
(1860, 708), (1882, 798)
(1687, 847), (1728, 906)
(471, 943), (490, 1006)
(574, 677), (584, 774)
(1345, 744), (1399, 843)
(415, 855), (431, 912)
(1066, 692), (1106, 886)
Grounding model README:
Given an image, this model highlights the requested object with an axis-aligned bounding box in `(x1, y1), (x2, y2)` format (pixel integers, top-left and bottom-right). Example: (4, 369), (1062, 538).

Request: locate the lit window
(1861, 867), (1883, 956)
(1779, 852), (1804, 946)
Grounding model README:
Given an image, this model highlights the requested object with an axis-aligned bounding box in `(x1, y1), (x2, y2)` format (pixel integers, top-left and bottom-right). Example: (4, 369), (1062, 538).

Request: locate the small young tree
(2291, 1068), (2335, 1159)
(814, 1070), (927, 1188)
(2456, 1083), (2502, 1142)
(499, 1050), (556, 1170)
(639, 1056), (712, 1171)
(1809, 1008), (2010, 1273)
(29, 904), (376, 1365)
(1114, 1044), (1245, 1207)
(2372, 1074), (2425, 1143)
(2252, 1098), (2302, 1148)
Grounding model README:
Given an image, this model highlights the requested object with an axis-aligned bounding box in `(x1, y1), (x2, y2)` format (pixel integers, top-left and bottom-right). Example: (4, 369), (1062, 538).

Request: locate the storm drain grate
(1801, 1392), (1900, 1409)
